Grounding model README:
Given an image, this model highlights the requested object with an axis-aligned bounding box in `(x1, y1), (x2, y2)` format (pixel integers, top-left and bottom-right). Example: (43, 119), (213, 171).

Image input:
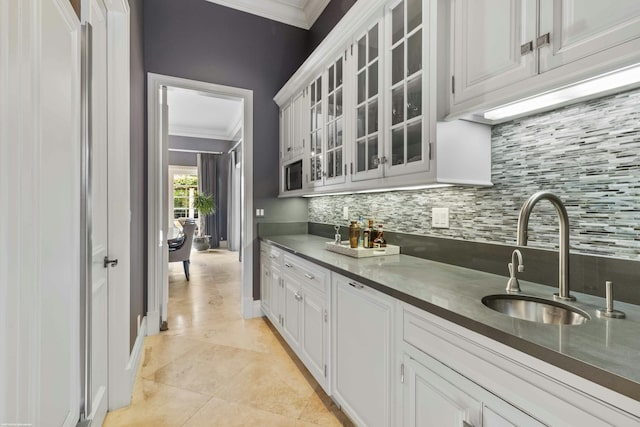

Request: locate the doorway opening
(147, 74), (256, 336)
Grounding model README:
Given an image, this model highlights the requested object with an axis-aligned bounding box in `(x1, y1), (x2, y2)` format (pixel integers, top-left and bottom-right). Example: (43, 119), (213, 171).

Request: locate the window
(169, 167), (199, 221)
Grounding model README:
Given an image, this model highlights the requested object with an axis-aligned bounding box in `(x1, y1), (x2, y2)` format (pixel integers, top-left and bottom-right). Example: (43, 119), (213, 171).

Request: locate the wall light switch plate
(432, 207), (449, 229)
(343, 206), (349, 220)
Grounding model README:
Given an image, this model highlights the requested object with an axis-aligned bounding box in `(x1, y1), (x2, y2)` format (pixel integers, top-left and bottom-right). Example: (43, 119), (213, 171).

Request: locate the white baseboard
(127, 316), (147, 392)
(146, 310), (160, 335)
(242, 298), (263, 319)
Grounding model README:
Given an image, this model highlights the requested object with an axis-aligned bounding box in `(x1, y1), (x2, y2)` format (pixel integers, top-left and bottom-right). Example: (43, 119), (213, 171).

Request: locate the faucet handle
(596, 281), (626, 319)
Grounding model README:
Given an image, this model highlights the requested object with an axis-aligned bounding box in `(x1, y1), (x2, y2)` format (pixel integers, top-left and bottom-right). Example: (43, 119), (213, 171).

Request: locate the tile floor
(104, 249), (353, 427)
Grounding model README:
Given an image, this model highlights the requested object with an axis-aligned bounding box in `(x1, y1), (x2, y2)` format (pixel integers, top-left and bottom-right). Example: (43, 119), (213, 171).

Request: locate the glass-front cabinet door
(308, 75), (323, 187)
(386, 0), (431, 177)
(352, 20), (384, 182)
(324, 55), (347, 186)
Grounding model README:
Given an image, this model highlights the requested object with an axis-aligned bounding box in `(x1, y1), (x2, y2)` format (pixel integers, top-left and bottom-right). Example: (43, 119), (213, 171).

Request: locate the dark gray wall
(144, 0), (311, 299)
(168, 151), (197, 166)
(129, 0), (145, 351)
(308, 0), (357, 53)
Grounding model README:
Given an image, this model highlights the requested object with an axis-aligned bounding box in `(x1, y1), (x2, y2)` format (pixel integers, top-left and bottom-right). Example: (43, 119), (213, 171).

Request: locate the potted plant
(192, 192), (215, 251)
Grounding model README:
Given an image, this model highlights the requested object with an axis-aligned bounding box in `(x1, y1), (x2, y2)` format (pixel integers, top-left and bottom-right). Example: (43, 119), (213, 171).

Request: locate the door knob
(104, 256), (118, 268)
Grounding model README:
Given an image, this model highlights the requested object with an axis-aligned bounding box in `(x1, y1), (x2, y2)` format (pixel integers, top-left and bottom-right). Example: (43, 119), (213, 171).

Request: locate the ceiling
(167, 88), (243, 141)
(204, 0), (330, 29)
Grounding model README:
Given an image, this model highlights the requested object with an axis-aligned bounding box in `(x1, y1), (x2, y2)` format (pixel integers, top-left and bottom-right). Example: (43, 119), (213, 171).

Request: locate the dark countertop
(261, 234), (640, 403)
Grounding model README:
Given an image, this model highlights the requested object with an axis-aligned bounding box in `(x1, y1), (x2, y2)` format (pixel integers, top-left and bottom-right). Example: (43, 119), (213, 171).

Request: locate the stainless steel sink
(482, 294), (590, 325)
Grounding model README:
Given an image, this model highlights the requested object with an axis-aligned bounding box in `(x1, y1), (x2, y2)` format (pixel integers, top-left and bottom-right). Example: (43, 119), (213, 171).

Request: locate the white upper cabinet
(352, 18), (385, 182)
(385, 0), (431, 178)
(324, 54), (348, 186)
(291, 90), (307, 160)
(279, 101), (292, 162)
(539, 0), (640, 72)
(306, 53), (349, 189)
(308, 74), (324, 187)
(275, 0), (493, 196)
(280, 89), (307, 163)
(449, 0), (640, 118)
(451, 0), (537, 107)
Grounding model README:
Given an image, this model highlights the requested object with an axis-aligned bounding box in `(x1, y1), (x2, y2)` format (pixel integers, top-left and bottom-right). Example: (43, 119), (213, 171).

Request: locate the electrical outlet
(343, 206), (349, 220)
(256, 208), (265, 217)
(432, 207), (449, 229)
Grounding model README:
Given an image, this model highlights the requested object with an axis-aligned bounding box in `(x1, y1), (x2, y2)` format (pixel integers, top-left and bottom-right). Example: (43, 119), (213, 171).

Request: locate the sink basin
(482, 294), (590, 325)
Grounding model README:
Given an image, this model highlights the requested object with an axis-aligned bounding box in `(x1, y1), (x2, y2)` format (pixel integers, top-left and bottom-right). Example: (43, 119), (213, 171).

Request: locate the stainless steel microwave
(284, 159), (303, 191)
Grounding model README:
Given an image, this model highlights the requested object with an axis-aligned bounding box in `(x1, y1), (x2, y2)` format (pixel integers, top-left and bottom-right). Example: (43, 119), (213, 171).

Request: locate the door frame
(146, 73), (255, 336)
(102, 0), (137, 411)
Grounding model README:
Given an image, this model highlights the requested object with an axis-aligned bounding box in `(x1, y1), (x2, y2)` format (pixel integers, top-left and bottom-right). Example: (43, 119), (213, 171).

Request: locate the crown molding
(304, 0), (330, 27)
(205, 0), (328, 29)
(169, 124), (235, 141)
(274, 0), (387, 106)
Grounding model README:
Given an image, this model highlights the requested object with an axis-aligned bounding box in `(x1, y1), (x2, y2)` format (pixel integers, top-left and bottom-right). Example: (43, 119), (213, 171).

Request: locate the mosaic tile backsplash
(309, 88), (640, 260)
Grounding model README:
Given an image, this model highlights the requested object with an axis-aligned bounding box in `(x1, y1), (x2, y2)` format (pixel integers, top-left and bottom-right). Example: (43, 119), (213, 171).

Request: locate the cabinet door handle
(284, 262), (293, 268)
(304, 273), (314, 280)
(520, 40), (533, 55)
(536, 32), (550, 48)
(269, 254), (277, 259)
(348, 281), (364, 289)
(294, 292), (303, 301)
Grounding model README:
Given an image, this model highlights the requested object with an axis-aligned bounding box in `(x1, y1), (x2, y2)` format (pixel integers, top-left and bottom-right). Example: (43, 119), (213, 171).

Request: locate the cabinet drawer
(262, 243), (283, 264)
(282, 253), (328, 294)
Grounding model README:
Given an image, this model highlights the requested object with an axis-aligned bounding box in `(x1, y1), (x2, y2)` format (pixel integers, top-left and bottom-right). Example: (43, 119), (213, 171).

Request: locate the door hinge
(451, 75), (455, 94)
(324, 309), (328, 323)
(429, 142), (433, 160)
(324, 364), (327, 377)
(400, 363), (405, 384)
(350, 44), (353, 56)
(350, 162), (353, 174)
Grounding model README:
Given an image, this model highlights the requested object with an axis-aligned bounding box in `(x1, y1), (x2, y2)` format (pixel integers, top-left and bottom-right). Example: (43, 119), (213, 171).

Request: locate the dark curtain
(216, 154), (229, 243)
(198, 153), (219, 247)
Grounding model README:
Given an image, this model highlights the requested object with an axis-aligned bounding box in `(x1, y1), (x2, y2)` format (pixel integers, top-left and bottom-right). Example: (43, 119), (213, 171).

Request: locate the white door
(451, 0), (537, 106)
(539, 0), (640, 73)
(82, 0), (109, 424)
(1, 0), (81, 425)
(160, 87), (170, 328)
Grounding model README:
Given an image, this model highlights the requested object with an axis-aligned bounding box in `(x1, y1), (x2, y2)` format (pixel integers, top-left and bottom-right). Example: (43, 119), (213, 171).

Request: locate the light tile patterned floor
(104, 249), (353, 427)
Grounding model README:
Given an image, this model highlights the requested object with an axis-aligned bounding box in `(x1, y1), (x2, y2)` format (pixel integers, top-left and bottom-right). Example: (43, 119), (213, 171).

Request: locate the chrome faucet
(517, 192), (575, 301)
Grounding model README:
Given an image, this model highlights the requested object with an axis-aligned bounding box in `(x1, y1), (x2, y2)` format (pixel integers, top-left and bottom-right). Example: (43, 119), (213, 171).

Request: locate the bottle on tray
(373, 224), (386, 248)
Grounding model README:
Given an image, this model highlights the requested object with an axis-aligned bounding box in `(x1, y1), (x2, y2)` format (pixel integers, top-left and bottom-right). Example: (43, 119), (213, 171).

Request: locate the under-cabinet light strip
(484, 63), (640, 121)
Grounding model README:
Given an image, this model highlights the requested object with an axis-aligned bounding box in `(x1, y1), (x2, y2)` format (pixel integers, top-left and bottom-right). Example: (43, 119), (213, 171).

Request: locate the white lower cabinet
(332, 274), (394, 427)
(262, 243), (640, 426)
(260, 244), (331, 393)
(300, 286), (328, 387)
(402, 353), (481, 427)
(401, 351), (545, 427)
(282, 278), (302, 348)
